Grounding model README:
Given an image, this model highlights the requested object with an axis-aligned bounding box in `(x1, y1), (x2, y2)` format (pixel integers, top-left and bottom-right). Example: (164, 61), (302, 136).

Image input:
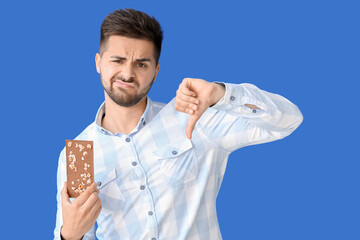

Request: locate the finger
(75, 182), (98, 206)
(186, 114), (200, 139)
(175, 104), (194, 115)
(82, 191), (100, 211)
(88, 195), (102, 218)
(175, 98), (198, 112)
(179, 83), (197, 97)
(91, 199), (102, 220)
(61, 182), (71, 206)
(177, 92), (199, 105)
(180, 88), (196, 98)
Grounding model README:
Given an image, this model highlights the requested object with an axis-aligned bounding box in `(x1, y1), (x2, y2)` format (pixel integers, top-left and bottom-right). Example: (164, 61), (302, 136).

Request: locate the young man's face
(95, 35), (160, 107)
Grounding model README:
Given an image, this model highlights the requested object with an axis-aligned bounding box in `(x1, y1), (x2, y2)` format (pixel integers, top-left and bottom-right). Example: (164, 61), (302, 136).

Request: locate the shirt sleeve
(196, 82), (303, 153)
(54, 149), (96, 240)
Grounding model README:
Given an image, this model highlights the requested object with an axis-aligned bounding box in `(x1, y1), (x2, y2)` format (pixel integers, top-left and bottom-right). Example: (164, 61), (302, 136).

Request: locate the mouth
(114, 80), (135, 89)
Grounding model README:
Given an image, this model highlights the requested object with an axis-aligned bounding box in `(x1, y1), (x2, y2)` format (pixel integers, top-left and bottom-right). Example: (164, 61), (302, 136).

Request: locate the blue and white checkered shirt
(54, 82), (303, 240)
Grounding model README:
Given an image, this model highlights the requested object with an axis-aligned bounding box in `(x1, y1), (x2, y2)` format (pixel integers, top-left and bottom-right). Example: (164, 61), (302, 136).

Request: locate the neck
(102, 94), (147, 135)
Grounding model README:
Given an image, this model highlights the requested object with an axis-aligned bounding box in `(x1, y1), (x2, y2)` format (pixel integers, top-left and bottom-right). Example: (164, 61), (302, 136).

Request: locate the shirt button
(230, 96), (235, 101)
(172, 150), (177, 155)
(252, 109), (257, 113)
(126, 138), (131, 142)
(140, 185), (145, 190)
(132, 162), (138, 166)
(152, 238), (157, 240)
(148, 211), (153, 216)
(97, 181), (102, 187)
(143, 121), (146, 125)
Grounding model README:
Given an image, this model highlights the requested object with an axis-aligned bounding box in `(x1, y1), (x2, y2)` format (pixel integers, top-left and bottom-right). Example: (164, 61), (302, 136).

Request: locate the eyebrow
(110, 56), (152, 62)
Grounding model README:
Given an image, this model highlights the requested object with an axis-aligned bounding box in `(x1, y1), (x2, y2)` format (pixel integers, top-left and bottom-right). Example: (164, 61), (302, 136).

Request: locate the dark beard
(101, 73), (155, 107)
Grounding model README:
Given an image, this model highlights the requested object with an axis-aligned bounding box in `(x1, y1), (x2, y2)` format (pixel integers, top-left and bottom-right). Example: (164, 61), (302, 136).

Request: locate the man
(54, 8), (303, 240)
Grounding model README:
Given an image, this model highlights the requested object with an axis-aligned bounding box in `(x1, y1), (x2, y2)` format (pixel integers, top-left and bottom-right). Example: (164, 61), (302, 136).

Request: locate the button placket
(127, 136), (159, 239)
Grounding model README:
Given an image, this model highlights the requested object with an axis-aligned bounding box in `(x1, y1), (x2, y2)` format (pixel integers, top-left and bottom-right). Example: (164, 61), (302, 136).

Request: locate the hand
(175, 78), (225, 139)
(60, 182), (102, 240)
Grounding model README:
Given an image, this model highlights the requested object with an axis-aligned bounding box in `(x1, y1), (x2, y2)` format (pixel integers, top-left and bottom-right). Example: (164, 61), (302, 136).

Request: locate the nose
(121, 62), (135, 80)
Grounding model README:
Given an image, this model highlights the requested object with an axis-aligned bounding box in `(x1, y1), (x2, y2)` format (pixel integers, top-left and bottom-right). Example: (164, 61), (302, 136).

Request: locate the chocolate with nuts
(65, 140), (94, 198)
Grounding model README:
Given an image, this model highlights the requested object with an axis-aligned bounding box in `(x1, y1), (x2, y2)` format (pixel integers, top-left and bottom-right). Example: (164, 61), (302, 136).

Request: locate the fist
(175, 78), (225, 139)
(61, 182), (102, 240)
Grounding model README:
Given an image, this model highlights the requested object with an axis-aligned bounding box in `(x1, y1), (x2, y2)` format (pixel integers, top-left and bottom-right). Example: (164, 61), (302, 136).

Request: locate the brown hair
(99, 8), (163, 64)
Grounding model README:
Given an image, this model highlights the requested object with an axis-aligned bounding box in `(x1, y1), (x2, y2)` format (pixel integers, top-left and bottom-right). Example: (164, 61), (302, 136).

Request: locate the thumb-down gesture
(174, 78), (225, 139)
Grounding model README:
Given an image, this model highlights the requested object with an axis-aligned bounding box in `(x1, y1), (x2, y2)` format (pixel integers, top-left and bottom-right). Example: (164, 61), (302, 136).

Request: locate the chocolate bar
(65, 140), (94, 198)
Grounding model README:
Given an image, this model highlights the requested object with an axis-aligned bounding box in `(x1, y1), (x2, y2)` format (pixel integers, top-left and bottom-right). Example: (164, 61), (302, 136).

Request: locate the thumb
(61, 182), (71, 205)
(186, 114), (200, 139)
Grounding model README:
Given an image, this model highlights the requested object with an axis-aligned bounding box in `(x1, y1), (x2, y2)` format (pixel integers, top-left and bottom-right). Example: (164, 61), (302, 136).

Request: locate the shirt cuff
(210, 82), (237, 109)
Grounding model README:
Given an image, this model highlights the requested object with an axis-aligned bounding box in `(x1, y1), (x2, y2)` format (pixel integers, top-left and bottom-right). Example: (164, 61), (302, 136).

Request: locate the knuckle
(72, 201), (80, 208)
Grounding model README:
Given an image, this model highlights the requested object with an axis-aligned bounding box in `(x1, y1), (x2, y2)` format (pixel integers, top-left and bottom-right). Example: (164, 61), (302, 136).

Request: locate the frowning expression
(95, 35), (160, 107)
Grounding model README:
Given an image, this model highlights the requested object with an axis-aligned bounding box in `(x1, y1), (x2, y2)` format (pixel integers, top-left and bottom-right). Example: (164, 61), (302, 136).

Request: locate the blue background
(0, 0), (359, 239)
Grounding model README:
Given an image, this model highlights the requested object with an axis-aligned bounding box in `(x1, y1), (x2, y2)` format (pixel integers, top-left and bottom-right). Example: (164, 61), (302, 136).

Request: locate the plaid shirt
(54, 82), (303, 240)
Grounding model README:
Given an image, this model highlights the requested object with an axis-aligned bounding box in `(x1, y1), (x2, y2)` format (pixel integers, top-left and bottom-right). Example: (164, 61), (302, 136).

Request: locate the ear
(154, 62), (160, 81)
(95, 53), (101, 74)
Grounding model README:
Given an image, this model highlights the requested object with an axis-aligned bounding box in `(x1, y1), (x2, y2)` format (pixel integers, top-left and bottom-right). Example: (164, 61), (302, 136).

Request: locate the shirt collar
(95, 96), (153, 136)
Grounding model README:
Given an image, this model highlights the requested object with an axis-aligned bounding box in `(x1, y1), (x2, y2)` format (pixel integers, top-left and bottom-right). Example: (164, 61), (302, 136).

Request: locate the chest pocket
(95, 168), (126, 216)
(153, 139), (198, 188)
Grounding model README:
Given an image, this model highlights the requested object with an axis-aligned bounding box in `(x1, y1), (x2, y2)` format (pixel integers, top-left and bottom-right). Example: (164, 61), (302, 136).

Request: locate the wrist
(210, 82), (225, 106)
(60, 226), (83, 240)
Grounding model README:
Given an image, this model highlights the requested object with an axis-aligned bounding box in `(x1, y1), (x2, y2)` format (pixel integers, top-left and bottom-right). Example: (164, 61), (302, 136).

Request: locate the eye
(137, 62), (147, 68)
(112, 59), (124, 64)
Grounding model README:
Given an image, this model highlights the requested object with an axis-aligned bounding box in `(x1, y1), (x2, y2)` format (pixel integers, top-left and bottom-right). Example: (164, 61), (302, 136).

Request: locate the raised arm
(175, 78), (303, 152)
